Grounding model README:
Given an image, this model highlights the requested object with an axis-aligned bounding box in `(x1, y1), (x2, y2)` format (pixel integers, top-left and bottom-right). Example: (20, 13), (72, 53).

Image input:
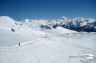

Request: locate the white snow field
(0, 16), (96, 63)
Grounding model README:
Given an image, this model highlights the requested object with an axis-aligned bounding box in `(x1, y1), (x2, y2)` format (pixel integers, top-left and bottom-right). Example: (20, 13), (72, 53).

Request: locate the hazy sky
(0, 0), (96, 20)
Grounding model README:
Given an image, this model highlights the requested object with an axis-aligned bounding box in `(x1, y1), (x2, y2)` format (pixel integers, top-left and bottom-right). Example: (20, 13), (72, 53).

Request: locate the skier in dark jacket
(18, 43), (20, 47)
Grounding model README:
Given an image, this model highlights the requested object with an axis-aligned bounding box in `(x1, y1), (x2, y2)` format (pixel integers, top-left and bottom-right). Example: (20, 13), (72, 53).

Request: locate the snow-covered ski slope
(0, 16), (96, 63)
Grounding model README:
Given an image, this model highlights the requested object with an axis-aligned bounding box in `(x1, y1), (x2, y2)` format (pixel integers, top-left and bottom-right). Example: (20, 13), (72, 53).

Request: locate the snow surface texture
(0, 16), (96, 63)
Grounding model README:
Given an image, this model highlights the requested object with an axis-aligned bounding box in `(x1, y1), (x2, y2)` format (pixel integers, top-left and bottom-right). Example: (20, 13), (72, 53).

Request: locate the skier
(18, 43), (20, 47)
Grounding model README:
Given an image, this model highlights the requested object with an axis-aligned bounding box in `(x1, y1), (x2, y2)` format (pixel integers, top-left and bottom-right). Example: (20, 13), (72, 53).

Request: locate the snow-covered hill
(0, 16), (15, 31)
(0, 28), (96, 63)
(0, 16), (15, 25)
(0, 16), (96, 63)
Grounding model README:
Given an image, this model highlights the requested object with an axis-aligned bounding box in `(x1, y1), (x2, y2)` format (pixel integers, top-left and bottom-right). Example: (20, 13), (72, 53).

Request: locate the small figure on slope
(18, 43), (20, 47)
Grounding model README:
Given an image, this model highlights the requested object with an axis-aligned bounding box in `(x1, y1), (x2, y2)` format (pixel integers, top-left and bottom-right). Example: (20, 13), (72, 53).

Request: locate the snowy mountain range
(0, 16), (96, 33)
(40, 16), (96, 32)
